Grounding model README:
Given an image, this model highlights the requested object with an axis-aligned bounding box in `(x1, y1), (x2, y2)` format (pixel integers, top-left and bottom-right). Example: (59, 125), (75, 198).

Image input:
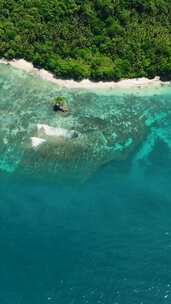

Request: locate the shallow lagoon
(0, 63), (171, 303)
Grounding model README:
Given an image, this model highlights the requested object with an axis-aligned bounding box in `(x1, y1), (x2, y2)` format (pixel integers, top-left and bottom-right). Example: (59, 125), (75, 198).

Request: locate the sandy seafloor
(0, 61), (171, 303)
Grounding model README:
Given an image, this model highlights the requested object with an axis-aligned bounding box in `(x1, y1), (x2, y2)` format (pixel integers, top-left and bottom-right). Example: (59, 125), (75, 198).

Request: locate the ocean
(0, 63), (171, 303)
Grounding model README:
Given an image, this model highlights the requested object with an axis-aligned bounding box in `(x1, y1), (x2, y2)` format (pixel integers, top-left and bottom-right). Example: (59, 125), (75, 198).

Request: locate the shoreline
(0, 58), (170, 90)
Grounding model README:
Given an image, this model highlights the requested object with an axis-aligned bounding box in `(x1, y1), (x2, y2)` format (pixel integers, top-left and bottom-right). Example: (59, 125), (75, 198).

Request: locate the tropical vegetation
(0, 0), (171, 81)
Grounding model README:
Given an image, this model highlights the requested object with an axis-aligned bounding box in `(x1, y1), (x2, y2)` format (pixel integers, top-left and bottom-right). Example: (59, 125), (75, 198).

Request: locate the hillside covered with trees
(0, 0), (171, 81)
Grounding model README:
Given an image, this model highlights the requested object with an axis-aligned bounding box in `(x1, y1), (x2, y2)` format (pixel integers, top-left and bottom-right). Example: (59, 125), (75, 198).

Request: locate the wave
(37, 124), (77, 139)
(31, 137), (46, 148)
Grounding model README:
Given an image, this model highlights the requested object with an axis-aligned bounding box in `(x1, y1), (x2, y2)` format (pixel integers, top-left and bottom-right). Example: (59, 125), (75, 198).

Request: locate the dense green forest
(0, 0), (171, 81)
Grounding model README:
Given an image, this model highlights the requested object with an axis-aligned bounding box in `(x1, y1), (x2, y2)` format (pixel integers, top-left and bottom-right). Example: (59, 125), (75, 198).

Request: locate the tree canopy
(0, 0), (171, 81)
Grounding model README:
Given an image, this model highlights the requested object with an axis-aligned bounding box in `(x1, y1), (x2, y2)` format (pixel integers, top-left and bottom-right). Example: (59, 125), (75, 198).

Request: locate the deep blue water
(1, 63), (171, 303)
(0, 148), (171, 304)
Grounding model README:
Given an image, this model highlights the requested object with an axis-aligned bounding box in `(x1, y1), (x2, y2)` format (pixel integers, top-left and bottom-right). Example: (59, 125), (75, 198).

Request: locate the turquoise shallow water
(0, 64), (171, 303)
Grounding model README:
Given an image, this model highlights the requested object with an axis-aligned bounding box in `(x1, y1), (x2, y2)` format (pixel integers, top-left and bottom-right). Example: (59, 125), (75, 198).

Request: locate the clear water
(0, 63), (171, 303)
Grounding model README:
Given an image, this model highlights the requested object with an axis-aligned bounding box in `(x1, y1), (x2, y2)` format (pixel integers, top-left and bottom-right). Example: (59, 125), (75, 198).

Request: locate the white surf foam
(37, 124), (76, 139)
(31, 137), (46, 148)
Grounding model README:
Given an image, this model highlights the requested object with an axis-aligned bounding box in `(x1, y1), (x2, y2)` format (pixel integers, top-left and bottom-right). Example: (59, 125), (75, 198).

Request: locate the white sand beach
(0, 58), (169, 90)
